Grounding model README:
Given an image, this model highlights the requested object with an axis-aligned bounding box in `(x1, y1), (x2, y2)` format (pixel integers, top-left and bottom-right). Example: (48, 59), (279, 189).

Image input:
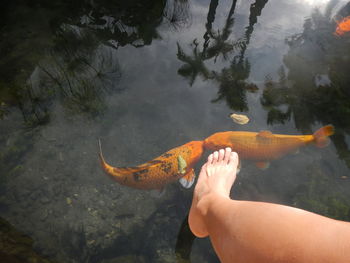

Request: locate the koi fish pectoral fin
(179, 169), (195, 189)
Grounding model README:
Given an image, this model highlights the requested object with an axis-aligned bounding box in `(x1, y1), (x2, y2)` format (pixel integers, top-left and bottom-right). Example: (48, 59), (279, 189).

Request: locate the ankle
(197, 192), (230, 216)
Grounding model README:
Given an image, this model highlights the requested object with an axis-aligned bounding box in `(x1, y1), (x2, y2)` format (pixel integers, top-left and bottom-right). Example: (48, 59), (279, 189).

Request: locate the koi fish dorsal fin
(257, 130), (274, 140)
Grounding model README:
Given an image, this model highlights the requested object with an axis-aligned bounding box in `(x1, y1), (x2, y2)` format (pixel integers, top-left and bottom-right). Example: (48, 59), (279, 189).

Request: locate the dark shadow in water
(174, 215), (195, 262)
(173, 214), (220, 263)
(177, 0), (268, 111)
(260, 1), (350, 168)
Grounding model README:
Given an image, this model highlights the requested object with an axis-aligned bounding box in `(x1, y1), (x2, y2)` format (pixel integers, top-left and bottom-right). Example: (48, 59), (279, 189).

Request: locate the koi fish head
(203, 132), (232, 151)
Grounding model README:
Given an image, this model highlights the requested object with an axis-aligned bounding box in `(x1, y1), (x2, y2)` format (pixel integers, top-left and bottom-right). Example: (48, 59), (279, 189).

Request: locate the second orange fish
(334, 16), (350, 36)
(203, 125), (334, 169)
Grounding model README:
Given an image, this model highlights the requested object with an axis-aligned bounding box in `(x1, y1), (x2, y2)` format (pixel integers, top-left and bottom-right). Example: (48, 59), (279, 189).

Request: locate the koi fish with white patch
(99, 140), (204, 190)
(203, 125), (334, 169)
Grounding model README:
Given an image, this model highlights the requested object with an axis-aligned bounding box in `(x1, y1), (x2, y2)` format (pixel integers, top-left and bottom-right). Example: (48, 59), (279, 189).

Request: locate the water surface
(1, 0), (350, 262)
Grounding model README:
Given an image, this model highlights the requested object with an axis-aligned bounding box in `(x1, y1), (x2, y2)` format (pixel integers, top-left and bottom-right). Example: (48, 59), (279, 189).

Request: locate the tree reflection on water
(0, 0), (188, 125)
(177, 0), (268, 111)
(261, 1), (350, 168)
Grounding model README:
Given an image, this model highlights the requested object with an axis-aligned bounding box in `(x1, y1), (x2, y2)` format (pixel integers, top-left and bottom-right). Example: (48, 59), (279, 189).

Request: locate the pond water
(1, 0), (350, 262)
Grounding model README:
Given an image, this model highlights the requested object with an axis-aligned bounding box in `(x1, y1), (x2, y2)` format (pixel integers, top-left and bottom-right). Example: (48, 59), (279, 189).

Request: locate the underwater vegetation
(0, 217), (55, 263)
(294, 166), (350, 221)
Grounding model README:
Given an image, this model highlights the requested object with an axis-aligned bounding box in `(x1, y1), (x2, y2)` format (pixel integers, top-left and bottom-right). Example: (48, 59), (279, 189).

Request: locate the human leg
(189, 148), (350, 263)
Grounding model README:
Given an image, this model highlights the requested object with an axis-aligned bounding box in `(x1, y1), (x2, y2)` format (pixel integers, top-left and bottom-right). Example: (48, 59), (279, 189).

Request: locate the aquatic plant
(0, 217), (55, 263)
(293, 166), (350, 221)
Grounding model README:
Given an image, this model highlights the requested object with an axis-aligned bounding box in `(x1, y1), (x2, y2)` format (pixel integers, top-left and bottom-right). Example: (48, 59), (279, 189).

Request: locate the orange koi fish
(334, 16), (350, 36)
(99, 140), (204, 190)
(203, 125), (334, 169)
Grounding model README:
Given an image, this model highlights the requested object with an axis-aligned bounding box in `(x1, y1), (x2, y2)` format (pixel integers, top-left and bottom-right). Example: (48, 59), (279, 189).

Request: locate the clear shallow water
(1, 0), (350, 262)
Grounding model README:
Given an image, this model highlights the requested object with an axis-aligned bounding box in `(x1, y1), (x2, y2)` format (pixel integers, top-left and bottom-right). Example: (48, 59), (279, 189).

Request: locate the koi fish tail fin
(98, 139), (119, 174)
(98, 139), (108, 169)
(313, 125), (334, 148)
(98, 139), (133, 181)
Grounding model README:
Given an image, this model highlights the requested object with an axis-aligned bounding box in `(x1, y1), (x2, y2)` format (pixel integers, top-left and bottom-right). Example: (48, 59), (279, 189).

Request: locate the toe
(207, 153), (214, 164)
(223, 147), (232, 164)
(218, 149), (225, 162)
(212, 151), (219, 164)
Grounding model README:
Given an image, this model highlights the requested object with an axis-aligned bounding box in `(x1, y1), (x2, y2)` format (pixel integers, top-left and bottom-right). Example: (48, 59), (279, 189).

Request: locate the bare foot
(188, 148), (239, 237)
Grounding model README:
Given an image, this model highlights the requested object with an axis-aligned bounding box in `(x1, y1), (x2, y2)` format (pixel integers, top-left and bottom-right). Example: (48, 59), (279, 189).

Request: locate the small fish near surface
(203, 125), (334, 169)
(334, 16), (350, 36)
(99, 140), (204, 190)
